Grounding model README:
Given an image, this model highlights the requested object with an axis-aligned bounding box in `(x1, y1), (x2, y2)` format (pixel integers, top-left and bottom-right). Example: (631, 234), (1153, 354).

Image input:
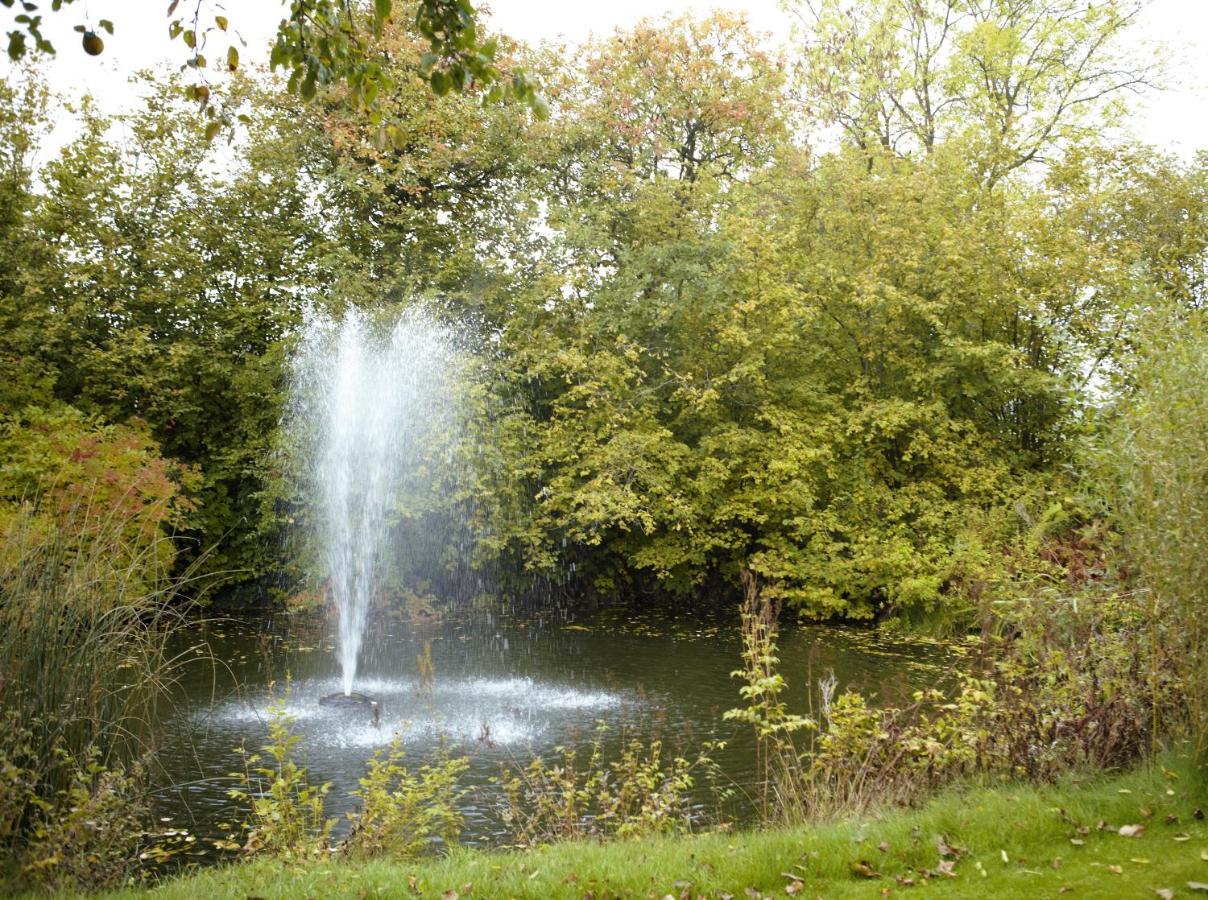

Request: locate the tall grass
(0, 502), (205, 860)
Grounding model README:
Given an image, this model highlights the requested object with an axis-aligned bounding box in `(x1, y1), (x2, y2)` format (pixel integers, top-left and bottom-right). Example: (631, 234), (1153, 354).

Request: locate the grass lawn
(95, 754), (1208, 899)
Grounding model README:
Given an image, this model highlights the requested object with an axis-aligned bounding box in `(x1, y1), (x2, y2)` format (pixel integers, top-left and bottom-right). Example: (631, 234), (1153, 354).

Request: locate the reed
(0, 502), (207, 859)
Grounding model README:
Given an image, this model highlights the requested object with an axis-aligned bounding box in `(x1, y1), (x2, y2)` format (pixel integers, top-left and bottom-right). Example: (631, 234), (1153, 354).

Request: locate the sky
(3, 0), (1206, 155)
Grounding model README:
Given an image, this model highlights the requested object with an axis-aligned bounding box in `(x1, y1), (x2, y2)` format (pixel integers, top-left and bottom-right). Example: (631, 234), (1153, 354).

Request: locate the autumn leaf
(850, 860), (880, 878)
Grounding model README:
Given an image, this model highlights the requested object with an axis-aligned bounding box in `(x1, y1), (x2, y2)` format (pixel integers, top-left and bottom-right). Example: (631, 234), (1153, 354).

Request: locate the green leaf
(6, 30), (26, 59)
(214, 14), (227, 31)
(226, 45), (238, 71)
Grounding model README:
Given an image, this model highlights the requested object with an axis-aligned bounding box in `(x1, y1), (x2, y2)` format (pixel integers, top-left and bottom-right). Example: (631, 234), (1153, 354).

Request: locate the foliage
(795, 0), (1153, 184)
(725, 575), (1181, 822)
(1, 0), (1206, 620)
(228, 699), (335, 860)
(1, 0), (545, 125)
(0, 518), (194, 816)
(497, 723), (717, 846)
(723, 571), (815, 818)
(341, 736), (467, 859)
(64, 753), (1208, 899)
(0, 503), (202, 892)
(1100, 306), (1208, 757)
(0, 404), (197, 595)
(20, 751), (149, 893)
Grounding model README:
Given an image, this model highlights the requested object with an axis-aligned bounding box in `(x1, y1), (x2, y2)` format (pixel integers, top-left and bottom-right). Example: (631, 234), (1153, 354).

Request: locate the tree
(0, 0), (545, 137)
(794, 0), (1154, 184)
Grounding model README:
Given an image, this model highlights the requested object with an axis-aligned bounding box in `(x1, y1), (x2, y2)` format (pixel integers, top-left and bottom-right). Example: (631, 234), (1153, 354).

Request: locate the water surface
(154, 604), (953, 851)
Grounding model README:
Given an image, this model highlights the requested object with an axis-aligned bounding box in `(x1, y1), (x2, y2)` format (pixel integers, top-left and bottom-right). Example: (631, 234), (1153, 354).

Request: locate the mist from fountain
(287, 306), (457, 696)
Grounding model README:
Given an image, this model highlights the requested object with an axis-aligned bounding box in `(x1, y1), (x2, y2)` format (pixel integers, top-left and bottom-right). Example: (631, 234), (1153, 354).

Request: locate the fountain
(286, 306), (458, 704)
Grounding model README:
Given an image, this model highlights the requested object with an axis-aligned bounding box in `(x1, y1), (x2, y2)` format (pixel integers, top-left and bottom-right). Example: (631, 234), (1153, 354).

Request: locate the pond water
(152, 602), (954, 854)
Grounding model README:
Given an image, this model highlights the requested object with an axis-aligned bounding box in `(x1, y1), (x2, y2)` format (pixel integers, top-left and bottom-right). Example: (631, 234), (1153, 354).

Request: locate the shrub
(341, 736), (467, 859)
(497, 722), (717, 847)
(728, 575), (1179, 823)
(228, 699), (334, 860)
(1099, 306), (1208, 757)
(21, 751), (149, 893)
(0, 403), (198, 598)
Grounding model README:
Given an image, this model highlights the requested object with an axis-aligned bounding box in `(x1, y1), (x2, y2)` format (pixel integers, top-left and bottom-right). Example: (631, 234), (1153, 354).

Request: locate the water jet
(287, 307), (459, 700)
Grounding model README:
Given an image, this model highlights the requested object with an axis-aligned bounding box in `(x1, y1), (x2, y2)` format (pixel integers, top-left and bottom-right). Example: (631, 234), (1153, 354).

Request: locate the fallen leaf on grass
(1051, 857), (1063, 869)
(1108, 865), (1124, 875)
(1155, 890), (1174, 900)
(785, 882), (803, 895)
(1189, 882), (1208, 892)
(1070, 839), (1086, 846)
(936, 835), (961, 858)
(1174, 833), (1193, 841)
(877, 841), (891, 853)
(1120, 824), (1146, 837)
(441, 892), (458, 900)
(851, 860), (881, 879)
(936, 860), (957, 878)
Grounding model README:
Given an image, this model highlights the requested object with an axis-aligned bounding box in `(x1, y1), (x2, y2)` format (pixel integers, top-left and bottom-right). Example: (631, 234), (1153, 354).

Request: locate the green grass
(98, 754), (1208, 899)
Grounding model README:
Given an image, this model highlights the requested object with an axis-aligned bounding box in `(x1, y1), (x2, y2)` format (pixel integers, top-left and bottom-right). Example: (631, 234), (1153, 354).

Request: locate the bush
(342, 737), (467, 859)
(1100, 306), (1208, 757)
(228, 699), (334, 860)
(728, 575), (1179, 823)
(497, 722), (717, 846)
(20, 751), (149, 893)
(0, 404), (198, 597)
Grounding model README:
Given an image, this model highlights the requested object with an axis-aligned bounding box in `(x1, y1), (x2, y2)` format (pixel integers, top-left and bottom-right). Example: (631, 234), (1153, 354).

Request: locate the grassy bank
(85, 753), (1208, 899)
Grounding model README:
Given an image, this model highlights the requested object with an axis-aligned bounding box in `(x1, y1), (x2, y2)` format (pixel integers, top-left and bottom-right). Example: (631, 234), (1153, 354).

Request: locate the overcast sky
(3, 0), (1206, 154)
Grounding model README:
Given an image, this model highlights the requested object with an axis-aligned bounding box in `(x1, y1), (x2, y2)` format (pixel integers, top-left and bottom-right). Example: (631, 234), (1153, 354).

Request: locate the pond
(152, 602), (955, 855)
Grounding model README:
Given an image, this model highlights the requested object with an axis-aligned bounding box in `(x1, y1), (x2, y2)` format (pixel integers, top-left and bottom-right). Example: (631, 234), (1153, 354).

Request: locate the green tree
(1, 0), (544, 130)
(795, 0), (1153, 184)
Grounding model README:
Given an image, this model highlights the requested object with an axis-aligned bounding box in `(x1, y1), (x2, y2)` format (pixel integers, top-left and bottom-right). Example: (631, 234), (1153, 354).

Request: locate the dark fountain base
(319, 691), (382, 727)
(319, 691), (377, 709)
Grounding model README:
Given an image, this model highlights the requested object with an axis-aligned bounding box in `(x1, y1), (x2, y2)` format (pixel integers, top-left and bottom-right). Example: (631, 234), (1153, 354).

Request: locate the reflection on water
(153, 605), (954, 850)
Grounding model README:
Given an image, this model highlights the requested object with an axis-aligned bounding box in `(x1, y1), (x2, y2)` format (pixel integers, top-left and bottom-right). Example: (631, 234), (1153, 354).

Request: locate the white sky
(2, 0), (1206, 154)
